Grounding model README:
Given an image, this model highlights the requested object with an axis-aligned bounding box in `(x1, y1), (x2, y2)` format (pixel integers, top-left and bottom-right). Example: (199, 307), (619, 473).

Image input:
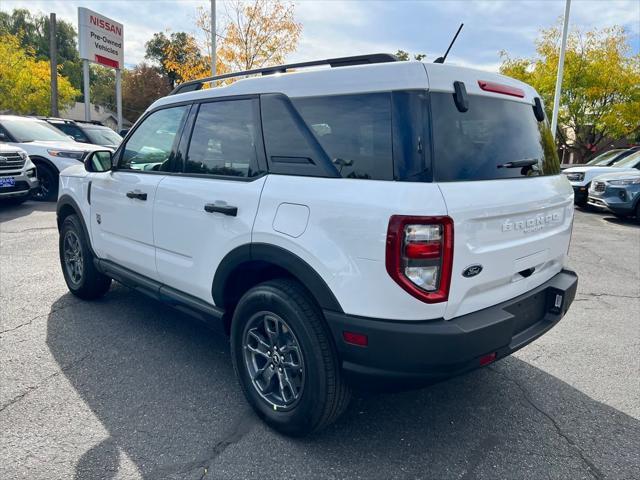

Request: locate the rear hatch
(427, 81), (573, 319)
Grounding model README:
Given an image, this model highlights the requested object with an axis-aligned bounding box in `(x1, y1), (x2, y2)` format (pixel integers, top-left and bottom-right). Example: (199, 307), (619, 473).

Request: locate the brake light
(386, 216), (454, 303)
(478, 80), (525, 98)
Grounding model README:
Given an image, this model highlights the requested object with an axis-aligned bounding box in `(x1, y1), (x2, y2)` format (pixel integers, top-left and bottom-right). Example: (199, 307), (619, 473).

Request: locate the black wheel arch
(29, 155), (59, 174)
(212, 243), (344, 319)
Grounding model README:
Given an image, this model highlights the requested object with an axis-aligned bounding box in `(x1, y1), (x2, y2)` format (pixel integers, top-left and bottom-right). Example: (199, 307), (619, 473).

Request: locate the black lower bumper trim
(324, 269), (578, 388)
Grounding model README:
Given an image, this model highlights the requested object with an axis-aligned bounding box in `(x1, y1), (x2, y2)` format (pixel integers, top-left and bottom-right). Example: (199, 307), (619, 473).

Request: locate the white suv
(0, 115), (106, 201)
(0, 144), (39, 204)
(56, 54), (578, 435)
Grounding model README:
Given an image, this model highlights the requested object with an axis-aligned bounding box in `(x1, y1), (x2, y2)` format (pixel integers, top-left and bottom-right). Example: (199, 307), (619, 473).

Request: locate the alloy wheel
(63, 230), (83, 285)
(242, 312), (305, 410)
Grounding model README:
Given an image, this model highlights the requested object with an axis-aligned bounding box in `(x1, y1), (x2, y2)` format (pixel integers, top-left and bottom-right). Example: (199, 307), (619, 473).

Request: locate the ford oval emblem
(462, 264), (483, 278)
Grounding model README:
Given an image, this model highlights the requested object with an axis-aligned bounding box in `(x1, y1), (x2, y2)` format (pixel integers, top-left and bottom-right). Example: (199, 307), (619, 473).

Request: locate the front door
(153, 97), (267, 303)
(90, 105), (190, 280)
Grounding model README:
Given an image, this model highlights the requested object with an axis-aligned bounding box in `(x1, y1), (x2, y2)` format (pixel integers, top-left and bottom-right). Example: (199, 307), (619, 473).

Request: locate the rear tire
(59, 214), (111, 300)
(32, 163), (58, 202)
(230, 278), (351, 436)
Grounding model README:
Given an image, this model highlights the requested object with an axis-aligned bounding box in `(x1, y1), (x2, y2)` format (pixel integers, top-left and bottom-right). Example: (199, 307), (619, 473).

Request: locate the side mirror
(84, 150), (113, 173)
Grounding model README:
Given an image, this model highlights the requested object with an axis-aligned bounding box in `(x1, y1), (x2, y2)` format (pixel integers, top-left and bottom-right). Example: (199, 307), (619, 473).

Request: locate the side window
(119, 105), (188, 172)
(292, 93), (393, 180)
(185, 99), (260, 177)
(56, 124), (89, 143)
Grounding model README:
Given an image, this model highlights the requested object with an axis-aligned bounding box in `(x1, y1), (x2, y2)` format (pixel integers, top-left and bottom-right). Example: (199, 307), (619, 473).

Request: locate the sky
(1, 0), (639, 72)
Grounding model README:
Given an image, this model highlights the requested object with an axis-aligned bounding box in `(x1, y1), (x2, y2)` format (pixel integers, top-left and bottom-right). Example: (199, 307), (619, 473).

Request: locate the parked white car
(56, 54), (578, 435)
(0, 115), (106, 201)
(563, 150), (640, 206)
(0, 144), (39, 204)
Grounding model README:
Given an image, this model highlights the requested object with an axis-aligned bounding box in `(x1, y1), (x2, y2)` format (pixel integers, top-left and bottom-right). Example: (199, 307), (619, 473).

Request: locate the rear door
(153, 97), (267, 303)
(90, 104), (189, 280)
(427, 90), (573, 319)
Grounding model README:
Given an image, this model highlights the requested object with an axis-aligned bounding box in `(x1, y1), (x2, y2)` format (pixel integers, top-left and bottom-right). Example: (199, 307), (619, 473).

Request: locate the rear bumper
(325, 269), (578, 389)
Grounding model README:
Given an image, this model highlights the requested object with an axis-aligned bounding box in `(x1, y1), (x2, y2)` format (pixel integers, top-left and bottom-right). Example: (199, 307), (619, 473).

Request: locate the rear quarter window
(292, 93), (393, 180)
(430, 92), (560, 182)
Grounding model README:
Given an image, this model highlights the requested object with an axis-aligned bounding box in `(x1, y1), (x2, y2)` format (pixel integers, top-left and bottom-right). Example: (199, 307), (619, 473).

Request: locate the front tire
(31, 163), (58, 202)
(59, 214), (111, 299)
(231, 279), (351, 436)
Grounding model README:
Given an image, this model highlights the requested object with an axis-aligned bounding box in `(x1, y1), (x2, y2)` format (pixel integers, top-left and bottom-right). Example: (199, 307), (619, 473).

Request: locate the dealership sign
(78, 8), (123, 69)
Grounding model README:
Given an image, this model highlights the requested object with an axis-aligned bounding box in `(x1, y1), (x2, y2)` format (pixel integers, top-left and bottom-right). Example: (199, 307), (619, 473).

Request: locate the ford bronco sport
(56, 54), (578, 436)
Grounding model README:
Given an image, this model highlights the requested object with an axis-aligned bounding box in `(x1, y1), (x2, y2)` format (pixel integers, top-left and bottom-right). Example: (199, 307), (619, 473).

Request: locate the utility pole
(551, 0), (571, 139)
(211, 0), (216, 76)
(49, 13), (59, 116)
(116, 69), (122, 131)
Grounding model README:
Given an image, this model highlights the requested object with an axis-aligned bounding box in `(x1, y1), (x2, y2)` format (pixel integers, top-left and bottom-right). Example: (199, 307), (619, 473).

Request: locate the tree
(145, 31), (210, 87)
(122, 63), (172, 122)
(160, 33), (211, 84)
(395, 50), (426, 61)
(197, 0), (301, 71)
(500, 24), (640, 160)
(0, 33), (79, 114)
(90, 65), (116, 111)
(0, 9), (82, 90)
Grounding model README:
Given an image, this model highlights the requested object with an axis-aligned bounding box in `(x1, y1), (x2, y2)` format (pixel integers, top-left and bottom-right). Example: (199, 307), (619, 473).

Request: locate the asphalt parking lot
(1, 202), (638, 480)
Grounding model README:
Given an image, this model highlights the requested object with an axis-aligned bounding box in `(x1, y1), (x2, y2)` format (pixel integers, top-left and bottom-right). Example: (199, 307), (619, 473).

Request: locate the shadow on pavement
(0, 200), (55, 223)
(46, 286), (640, 480)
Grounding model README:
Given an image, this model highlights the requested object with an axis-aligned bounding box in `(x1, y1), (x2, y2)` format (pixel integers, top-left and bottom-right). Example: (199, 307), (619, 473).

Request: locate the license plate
(0, 177), (15, 188)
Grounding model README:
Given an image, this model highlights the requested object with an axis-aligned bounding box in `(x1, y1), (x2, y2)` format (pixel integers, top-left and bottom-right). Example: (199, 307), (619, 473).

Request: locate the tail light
(386, 216), (454, 303)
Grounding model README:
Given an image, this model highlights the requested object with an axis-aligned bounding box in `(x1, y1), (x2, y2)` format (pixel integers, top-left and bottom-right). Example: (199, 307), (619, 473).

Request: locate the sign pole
(83, 59), (91, 122)
(211, 0), (216, 76)
(551, 0), (571, 140)
(115, 68), (123, 132)
(49, 13), (59, 116)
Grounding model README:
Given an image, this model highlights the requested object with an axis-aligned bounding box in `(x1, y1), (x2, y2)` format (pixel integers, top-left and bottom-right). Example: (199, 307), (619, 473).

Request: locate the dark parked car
(43, 118), (122, 149)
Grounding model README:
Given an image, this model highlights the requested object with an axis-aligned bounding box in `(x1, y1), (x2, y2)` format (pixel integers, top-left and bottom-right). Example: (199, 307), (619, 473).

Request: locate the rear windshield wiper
(497, 158), (539, 168)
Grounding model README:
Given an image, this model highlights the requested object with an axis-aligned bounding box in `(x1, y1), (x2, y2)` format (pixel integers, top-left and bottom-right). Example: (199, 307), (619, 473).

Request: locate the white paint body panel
(153, 175), (266, 302)
(438, 176), (574, 319)
(90, 171), (165, 280)
(254, 176), (449, 320)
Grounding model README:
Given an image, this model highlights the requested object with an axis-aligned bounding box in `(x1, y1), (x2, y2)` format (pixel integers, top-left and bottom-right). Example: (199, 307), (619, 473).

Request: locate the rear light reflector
(479, 352), (497, 366)
(478, 80), (525, 98)
(343, 331), (368, 347)
(386, 215), (454, 303)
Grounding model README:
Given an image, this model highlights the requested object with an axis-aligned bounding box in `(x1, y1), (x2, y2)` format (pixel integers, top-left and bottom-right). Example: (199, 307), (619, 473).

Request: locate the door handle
(204, 203), (238, 216)
(126, 190), (147, 201)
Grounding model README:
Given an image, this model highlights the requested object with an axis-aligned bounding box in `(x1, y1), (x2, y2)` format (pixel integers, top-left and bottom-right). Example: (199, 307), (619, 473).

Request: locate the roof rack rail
(169, 53), (399, 96)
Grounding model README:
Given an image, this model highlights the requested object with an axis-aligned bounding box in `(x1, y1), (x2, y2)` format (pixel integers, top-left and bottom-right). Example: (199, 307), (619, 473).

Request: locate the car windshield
(1, 118), (74, 142)
(586, 149), (624, 165)
(613, 151), (640, 168)
(84, 127), (122, 146)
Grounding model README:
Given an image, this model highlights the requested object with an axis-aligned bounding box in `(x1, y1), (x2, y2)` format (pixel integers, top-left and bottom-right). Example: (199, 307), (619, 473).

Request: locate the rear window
(430, 93), (560, 182)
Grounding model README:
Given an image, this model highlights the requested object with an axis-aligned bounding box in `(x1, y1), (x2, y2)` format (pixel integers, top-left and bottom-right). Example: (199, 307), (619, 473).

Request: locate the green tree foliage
(0, 33), (79, 114)
(90, 65), (116, 111)
(145, 31), (202, 87)
(0, 9), (82, 90)
(500, 24), (640, 159)
(395, 50), (426, 61)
